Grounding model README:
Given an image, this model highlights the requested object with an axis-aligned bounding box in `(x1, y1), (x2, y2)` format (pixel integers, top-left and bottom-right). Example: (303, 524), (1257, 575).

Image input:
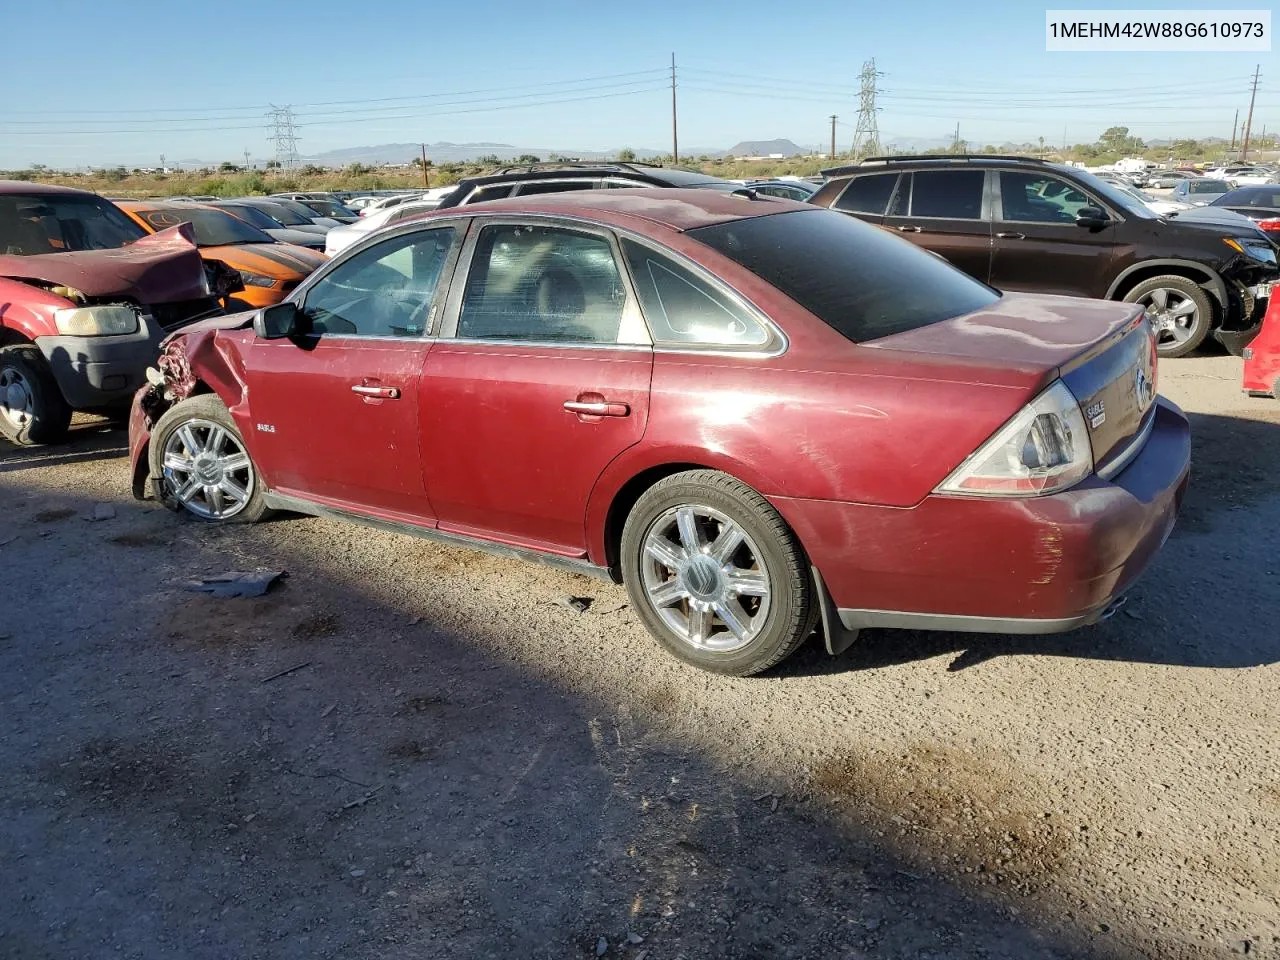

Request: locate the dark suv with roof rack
(811, 155), (1279, 357)
(435, 161), (738, 209)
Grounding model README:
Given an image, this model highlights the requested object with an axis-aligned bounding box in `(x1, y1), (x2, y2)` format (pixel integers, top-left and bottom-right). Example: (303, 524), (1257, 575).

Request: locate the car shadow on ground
(0, 417), (125, 474)
(0, 483), (1142, 960)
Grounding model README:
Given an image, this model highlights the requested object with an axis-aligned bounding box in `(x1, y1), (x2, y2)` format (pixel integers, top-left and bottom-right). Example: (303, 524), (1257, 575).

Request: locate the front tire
(0, 345), (72, 446)
(148, 394), (268, 523)
(1122, 275), (1214, 358)
(620, 470), (815, 676)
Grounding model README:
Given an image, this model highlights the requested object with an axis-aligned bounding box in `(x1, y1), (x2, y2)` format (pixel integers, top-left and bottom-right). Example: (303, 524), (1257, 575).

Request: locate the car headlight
(1225, 236), (1279, 265)
(238, 271), (278, 288)
(54, 304), (140, 337)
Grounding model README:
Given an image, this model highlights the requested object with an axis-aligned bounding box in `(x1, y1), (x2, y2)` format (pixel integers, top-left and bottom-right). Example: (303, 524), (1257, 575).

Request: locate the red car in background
(128, 190), (1190, 675)
(1243, 293), (1280, 398)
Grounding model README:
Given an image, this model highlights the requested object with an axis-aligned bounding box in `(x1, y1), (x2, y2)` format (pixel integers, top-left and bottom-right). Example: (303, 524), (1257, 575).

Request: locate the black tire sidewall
(0, 345), (71, 446)
(1123, 275), (1213, 358)
(149, 394), (268, 524)
(620, 471), (811, 676)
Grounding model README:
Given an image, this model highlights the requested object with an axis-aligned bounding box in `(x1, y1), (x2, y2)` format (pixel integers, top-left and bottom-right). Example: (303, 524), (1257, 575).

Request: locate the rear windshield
(1188, 180), (1230, 195)
(217, 203), (281, 230)
(0, 193), (145, 255)
(687, 209), (1000, 343)
(301, 199), (354, 218)
(251, 201), (310, 226)
(134, 206), (272, 247)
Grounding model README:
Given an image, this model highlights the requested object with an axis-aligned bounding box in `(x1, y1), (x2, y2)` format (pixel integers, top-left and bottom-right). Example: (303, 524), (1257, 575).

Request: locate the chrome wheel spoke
(645, 537), (685, 571)
(649, 579), (689, 608)
(176, 423), (203, 457)
(675, 507), (702, 553)
(1170, 298), (1197, 318)
(714, 600), (750, 641)
(687, 607), (713, 644)
(206, 485), (224, 513)
(163, 451), (193, 472)
(725, 569), (769, 597)
(174, 475), (201, 503)
(1147, 289), (1169, 310)
(219, 476), (250, 505)
(206, 424), (229, 454)
(707, 522), (745, 564)
(220, 452), (251, 473)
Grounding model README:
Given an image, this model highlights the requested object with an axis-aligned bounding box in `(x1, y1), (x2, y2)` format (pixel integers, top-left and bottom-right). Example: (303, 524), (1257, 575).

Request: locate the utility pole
(243, 148), (251, 170)
(829, 115), (838, 160)
(421, 143), (430, 188)
(1241, 65), (1261, 161)
(850, 59), (882, 159)
(1231, 109), (1239, 151)
(670, 53), (678, 164)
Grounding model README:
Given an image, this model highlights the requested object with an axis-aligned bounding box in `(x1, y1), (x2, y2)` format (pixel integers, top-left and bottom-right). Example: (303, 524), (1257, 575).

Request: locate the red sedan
(128, 190), (1189, 675)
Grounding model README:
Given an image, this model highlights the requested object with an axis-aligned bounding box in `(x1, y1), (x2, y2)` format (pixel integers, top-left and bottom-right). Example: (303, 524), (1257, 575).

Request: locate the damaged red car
(0, 181), (235, 444)
(129, 190), (1190, 675)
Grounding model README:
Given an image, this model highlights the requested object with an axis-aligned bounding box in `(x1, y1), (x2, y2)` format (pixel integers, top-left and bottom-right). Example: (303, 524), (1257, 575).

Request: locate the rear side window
(465, 185), (514, 204)
(832, 173), (899, 215)
(907, 170), (985, 219)
(621, 239), (769, 347)
(688, 209), (999, 343)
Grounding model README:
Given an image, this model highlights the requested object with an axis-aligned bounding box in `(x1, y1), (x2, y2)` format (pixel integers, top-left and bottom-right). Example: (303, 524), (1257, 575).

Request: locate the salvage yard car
(116, 201), (327, 308)
(812, 155), (1279, 357)
(0, 181), (232, 445)
(128, 190), (1189, 676)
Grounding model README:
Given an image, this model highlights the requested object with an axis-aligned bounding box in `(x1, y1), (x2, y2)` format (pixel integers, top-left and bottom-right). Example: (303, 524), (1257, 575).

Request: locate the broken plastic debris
(183, 570), (287, 598)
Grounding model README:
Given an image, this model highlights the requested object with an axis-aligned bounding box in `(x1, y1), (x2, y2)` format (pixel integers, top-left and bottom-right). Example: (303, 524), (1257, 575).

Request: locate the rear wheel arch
(599, 462), (709, 578)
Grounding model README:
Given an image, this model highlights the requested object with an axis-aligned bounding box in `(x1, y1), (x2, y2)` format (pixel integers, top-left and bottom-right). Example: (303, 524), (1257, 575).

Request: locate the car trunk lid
(868, 292), (1158, 476)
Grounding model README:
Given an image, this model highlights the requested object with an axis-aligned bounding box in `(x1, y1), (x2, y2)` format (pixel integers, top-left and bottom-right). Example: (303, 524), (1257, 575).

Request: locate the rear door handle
(896, 225), (922, 233)
(996, 232), (1026, 239)
(564, 400), (630, 417)
(351, 384), (401, 399)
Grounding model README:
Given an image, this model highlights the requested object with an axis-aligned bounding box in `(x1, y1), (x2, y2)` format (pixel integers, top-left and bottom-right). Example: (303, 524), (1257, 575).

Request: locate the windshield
(300, 199), (354, 218)
(648, 168), (736, 189)
(0, 193), (145, 255)
(133, 206), (272, 247)
(249, 200), (310, 226)
(272, 198), (324, 222)
(1067, 169), (1155, 218)
(218, 203), (282, 230)
(688, 209), (1000, 343)
(1189, 180), (1230, 195)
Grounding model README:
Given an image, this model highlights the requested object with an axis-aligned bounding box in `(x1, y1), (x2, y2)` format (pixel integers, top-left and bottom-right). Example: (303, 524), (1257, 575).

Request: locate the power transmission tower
(850, 59), (882, 159)
(267, 105), (300, 169)
(1241, 65), (1261, 161)
(243, 148), (251, 169)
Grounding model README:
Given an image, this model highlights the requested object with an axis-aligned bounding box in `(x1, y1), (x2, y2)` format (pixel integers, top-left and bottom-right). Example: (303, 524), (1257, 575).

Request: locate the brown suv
(811, 155), (1279, 357)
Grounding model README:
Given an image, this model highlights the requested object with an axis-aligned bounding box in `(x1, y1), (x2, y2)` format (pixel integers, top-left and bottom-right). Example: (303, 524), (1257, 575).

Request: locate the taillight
(1256, 218), (1280, 233)
(936, 380), (1094, 497)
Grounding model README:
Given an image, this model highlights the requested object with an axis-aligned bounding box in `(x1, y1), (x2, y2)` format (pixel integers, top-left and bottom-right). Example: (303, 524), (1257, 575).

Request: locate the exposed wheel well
(0, 328), (34, 349)
(1111, 264), (1221, 311)
(601, 462), (710, 577)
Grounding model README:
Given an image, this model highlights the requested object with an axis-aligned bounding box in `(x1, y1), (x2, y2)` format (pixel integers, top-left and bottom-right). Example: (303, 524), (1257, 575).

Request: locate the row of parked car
(3, 154), (1274, 674)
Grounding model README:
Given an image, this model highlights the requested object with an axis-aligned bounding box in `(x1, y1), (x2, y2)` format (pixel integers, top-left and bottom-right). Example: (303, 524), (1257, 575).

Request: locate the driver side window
(300, 226), (457, 337)
(1000, 172), (1095, 224)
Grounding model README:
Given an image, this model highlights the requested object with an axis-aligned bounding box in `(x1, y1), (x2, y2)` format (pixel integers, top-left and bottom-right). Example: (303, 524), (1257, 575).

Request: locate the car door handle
(996, 232), (1026, 239)
(564, 400), (630, 417)
(896, 225), (922, 233)
(351, 384), (401, 399)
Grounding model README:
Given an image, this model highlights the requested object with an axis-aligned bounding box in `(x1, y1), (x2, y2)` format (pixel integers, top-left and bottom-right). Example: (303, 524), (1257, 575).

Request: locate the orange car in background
(116, 201), (326, 308)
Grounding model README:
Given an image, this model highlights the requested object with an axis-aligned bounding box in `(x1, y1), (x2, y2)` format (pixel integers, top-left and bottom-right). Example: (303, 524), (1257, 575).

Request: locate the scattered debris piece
(320, 702), (338, 719)
(626, 932), (645, 945)
(350, 868), (366, 878)
(260, 662), (312, 684)
(1123, 608), (1144, 621)
(85, 503), (117, 522)
(556, 595), (593, 613)
(595, 936), (608, 956)
(183, 570), (286, 598)
(341, 785), (385, 811)
(0, 535), (17, 547)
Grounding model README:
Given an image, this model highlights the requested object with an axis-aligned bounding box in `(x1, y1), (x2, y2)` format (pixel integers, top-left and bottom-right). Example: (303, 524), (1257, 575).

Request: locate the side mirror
(1075, 206), (1110, 228)
(254, 302), (299, 340)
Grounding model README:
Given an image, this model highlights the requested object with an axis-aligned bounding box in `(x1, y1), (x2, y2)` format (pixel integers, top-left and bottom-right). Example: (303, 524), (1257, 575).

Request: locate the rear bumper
(773, 397), (1190, 634)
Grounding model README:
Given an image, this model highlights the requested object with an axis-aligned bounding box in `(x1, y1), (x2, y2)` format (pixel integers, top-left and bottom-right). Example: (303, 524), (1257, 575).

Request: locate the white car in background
(324, 191), (456, 256)
(1110, 182), (1193, 217)
(1203, 166), (1277, 187)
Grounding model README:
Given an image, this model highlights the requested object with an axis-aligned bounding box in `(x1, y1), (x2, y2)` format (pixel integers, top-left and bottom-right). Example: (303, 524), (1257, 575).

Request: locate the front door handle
(896, 225), (922, 233)
(351, 384), (401, 399)
(564, 399), (630, 417)
(996, 232), (1026, 240)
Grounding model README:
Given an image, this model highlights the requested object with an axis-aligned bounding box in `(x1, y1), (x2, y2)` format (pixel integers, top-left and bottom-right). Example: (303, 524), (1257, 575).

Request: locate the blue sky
(1, 0), (1273, 168)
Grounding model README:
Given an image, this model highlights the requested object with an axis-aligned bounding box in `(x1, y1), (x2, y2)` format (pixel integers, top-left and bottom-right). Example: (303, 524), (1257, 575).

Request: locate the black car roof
(821, 154), (1055, 178)
(454, 162), (727, 190)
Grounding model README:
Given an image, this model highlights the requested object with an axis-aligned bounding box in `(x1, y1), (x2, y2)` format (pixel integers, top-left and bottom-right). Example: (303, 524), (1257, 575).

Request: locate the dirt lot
(1, 355), (1277, 960)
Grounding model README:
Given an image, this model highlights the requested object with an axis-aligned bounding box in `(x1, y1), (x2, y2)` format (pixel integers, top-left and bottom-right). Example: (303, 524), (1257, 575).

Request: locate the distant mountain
(724, 139), (806, 157)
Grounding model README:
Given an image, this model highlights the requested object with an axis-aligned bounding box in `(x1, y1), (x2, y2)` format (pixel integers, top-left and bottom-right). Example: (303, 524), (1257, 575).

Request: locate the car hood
(0, 224), (208, 303)
(1165, 206), (1263, 234)
(200, 242), (326, 277)
(867, 291), (1141, 376)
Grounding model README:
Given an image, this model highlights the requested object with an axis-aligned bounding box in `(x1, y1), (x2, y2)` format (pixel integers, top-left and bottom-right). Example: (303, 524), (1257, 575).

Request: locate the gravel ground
(0, 354), (1276, 960)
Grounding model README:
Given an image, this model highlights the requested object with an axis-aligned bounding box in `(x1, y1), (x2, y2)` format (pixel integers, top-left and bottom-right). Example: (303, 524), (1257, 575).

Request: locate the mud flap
(812, 566), (860, 657)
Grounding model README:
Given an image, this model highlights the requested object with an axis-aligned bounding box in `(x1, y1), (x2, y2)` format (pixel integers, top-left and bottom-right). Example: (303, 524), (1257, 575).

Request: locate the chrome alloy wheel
(0, 365), (35, 432)
(161, 418), (255, 520)
(1138, 287), (1201, 348)
(640, 504), (772, 653)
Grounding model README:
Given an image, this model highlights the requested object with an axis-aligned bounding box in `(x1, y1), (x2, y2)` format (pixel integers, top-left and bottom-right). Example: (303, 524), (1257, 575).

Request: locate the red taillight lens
(1257, 218), (1280, 233)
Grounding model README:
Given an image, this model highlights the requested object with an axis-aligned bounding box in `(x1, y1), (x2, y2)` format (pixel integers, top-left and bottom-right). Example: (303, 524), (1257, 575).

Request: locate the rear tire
(1121, 275), (1213, 358)
(0, 345), (72, 446)
(148, 394), (269, 523)
(620, 470), (815, 676)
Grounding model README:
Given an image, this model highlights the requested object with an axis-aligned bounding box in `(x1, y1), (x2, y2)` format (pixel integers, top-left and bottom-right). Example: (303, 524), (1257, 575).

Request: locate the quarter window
(456, 224), (631, 343)
(621, 238), (769, 347)
(300, 227), (456, 337)
(907, 170), (985, 219)
(832, 173), (899, 215)
(1000, 172), (1094, 223)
